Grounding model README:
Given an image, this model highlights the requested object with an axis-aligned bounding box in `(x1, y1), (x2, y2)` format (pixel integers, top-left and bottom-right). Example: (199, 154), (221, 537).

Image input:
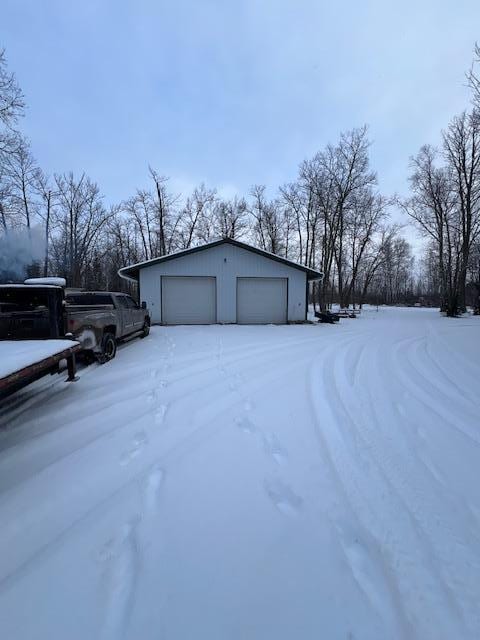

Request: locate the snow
(24, 277), (66, 287)
(0, 307), (479, 639)
(0, 339), (80, 378)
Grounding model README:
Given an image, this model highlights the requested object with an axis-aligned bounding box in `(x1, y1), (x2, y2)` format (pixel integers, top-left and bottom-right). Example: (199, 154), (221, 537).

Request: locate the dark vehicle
(0, 281), (150, 363)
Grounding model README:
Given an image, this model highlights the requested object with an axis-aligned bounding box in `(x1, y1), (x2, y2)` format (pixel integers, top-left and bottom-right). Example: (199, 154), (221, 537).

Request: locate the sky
(2, 0), (480, 246)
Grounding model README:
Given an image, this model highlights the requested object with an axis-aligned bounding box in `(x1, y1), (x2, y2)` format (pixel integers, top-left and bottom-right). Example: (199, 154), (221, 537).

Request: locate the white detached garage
(118, 238), (322, 325)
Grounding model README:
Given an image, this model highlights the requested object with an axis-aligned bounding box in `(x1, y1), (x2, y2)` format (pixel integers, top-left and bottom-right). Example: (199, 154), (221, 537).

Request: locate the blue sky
(2, 0), (479, 211)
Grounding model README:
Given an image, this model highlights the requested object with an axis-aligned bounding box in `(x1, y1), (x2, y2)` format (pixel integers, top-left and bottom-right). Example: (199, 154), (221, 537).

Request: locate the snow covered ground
(0, 307), (479, 640)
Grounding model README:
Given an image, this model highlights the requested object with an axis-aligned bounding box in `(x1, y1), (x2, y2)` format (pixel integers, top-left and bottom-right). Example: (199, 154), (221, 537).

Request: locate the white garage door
(161, 276), (216, 324)
(237, 277), (288, 324)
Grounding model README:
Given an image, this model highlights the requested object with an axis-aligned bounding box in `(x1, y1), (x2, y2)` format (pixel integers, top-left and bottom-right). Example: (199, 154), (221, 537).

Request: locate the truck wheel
(141, 321), (150, 338)
(98, 332), (117, 364)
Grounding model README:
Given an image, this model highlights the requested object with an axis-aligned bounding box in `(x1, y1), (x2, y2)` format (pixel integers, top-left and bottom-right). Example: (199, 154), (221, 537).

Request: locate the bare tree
(342, 191), (389, 307)
(279, 182), (306, 262)
(52, 172), (114, 287)
(442, 110), (480, 310)
(323, 127), (377, 307)
(213, 196), (248, 239)
(178, 184), (217, 249)
(402, 145), (462, 315)
(249, 185), (284, 255)
(0, 158), (12, 231)
(0, 49), (24, 155)
(148, 168), (181, 255)
(34, 169), (55, 276)
(3, 136), (38, 228)
(357, 225), (398, 306)
(467, 42), (480, 109)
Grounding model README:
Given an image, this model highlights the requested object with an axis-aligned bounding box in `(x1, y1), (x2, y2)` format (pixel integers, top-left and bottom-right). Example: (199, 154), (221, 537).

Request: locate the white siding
(139, 243), (307, 324)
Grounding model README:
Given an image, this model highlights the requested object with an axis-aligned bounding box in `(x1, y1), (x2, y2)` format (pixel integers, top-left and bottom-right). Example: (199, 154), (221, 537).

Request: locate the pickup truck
(0, 280), (150, 363)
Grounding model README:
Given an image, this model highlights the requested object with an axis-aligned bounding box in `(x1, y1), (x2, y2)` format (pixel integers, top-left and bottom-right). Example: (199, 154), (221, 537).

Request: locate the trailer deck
(0, 339), (81, 401)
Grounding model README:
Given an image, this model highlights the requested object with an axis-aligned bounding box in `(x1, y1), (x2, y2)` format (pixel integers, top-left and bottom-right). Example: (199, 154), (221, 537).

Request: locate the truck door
(125, 295), (144, 330)
(117, 295), (134, 334)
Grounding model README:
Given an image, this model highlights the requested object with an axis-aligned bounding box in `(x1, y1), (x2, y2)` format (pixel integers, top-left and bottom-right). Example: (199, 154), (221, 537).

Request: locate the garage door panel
(237, 277), (287, 324)
(162, 276), (216, 324)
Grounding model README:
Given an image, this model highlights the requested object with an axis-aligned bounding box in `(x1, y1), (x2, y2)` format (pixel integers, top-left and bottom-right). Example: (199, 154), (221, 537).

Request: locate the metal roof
(118, 238), (323, 281)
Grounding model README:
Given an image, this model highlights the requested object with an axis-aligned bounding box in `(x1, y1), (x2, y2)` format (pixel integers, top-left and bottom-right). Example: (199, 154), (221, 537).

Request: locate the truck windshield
(66, 294), (113, 305)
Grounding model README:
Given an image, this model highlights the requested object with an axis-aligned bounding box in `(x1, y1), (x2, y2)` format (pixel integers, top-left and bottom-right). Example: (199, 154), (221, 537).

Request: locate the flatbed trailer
(0, 340), (81, 401)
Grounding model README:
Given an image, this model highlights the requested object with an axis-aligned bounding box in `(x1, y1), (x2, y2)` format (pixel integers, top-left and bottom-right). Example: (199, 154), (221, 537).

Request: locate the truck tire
(141, 320), (150, 338)
(97, 332), (117, 364)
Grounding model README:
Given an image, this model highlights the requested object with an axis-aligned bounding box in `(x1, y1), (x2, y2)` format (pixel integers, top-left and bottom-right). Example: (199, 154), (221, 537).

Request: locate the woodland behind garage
(119, 238), (322, 325)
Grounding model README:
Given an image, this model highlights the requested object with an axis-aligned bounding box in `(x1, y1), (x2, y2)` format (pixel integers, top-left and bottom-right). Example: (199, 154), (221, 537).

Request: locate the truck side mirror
(141, 301), (147, 309)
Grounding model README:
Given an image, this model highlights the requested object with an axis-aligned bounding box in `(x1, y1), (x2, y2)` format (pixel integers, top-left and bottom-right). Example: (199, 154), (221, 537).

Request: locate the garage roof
(118, 238), (323, 281)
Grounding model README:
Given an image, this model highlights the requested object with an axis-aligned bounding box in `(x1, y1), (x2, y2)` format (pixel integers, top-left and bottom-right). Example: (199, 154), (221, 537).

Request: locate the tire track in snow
(384, 334), (480, 632)
(314, 337), (413, 624)
(360, 335), (469, 627)
(392, 336), (480, 446)
(422, 336), (478, 406)
(308, 334), (452, 639)
(364, 332), (474, 626)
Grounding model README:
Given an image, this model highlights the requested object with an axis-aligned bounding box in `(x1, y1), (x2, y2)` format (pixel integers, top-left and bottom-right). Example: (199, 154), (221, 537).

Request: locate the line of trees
(401, 46), (480, 315)
(0, 45), (457, 312)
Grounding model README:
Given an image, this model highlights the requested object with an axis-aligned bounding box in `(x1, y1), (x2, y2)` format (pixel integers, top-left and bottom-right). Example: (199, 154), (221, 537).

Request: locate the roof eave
(118, 267), (139, 282)
(119, 238), (324, 280)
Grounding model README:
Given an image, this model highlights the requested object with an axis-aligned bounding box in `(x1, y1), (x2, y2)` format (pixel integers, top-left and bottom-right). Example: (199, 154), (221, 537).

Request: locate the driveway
(0, 307), (479, 639)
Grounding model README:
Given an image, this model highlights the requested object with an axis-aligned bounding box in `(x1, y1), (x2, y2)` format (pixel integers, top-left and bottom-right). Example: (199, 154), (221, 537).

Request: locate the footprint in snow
(334, 519), (391, 616)
(264, 478), (303, 517)
(396, 402), (407, 417)
(146, 389), (157, 403)
(120, 431), (148, 466)
(154, 405), (168, 425)
(234, 415), (258, 435)
(244, 399), (254, 412)
(263, 432), (288, 465)
(100, 519), (139, 640)
(144, 465), (165, 514)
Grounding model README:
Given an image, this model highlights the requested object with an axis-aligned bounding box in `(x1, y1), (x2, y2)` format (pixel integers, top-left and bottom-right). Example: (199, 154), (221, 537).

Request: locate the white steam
(0, 226), (46, 282)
